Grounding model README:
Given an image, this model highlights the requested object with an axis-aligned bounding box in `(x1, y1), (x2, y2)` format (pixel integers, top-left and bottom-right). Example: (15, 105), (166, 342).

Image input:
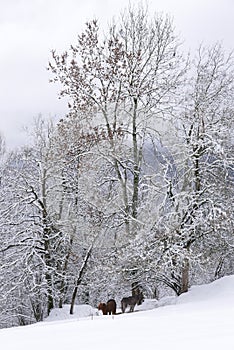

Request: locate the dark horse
(98, 299), (116, 315)
(121, 292), (144, 313)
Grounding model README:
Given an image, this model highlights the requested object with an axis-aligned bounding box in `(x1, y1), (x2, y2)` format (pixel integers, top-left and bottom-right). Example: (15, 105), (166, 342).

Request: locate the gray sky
(0, 0), (233, 149)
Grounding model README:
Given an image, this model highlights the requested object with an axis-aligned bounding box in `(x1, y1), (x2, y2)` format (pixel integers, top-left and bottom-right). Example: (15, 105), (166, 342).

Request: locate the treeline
(0, 4), (233, 328)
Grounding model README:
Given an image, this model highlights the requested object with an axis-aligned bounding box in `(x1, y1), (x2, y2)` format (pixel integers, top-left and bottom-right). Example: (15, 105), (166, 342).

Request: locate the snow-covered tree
(49, 4), (188, 296)
(0, 117), (78, 324)
(132, 43), (234, 295)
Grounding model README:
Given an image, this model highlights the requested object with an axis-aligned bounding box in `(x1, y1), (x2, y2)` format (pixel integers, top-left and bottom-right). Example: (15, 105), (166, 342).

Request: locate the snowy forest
(0, 4), (233, 329)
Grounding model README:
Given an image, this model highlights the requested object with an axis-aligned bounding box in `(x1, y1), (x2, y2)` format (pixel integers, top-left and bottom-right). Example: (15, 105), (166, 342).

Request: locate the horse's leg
(121, 302), (125, 313)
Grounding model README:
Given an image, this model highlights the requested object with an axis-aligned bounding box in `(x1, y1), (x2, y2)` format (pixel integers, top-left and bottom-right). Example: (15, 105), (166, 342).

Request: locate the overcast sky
(0, 0), (233, 149)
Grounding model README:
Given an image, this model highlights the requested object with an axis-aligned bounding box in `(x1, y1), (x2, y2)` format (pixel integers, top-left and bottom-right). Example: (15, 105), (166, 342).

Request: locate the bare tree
(49, 4), (186, 241)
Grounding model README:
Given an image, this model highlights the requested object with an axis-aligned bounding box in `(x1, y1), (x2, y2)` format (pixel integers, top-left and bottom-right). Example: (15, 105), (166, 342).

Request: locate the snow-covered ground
(1, 275), (234, 349)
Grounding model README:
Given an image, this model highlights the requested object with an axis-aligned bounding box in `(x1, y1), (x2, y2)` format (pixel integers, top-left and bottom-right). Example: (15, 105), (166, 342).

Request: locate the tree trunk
(70, 244), (93, 315)
(131, 282), (141, 296)
(132, 97), (139, 222)
(181, 258), (189, 294)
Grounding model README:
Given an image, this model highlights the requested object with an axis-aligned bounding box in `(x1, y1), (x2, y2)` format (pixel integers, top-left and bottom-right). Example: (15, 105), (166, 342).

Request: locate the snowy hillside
(1, 276), (234, 350)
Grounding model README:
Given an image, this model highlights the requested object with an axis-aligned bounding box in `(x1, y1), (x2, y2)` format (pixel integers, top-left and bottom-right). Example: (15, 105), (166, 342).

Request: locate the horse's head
(98, 303), (104, 310)
(98, 302), (107, 314)
(137, 292), (144, 305)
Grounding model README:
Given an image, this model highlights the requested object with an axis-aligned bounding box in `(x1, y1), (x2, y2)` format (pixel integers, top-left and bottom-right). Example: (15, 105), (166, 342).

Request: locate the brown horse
(98, 299), (116, 315)
(106, 299), (116, 315)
